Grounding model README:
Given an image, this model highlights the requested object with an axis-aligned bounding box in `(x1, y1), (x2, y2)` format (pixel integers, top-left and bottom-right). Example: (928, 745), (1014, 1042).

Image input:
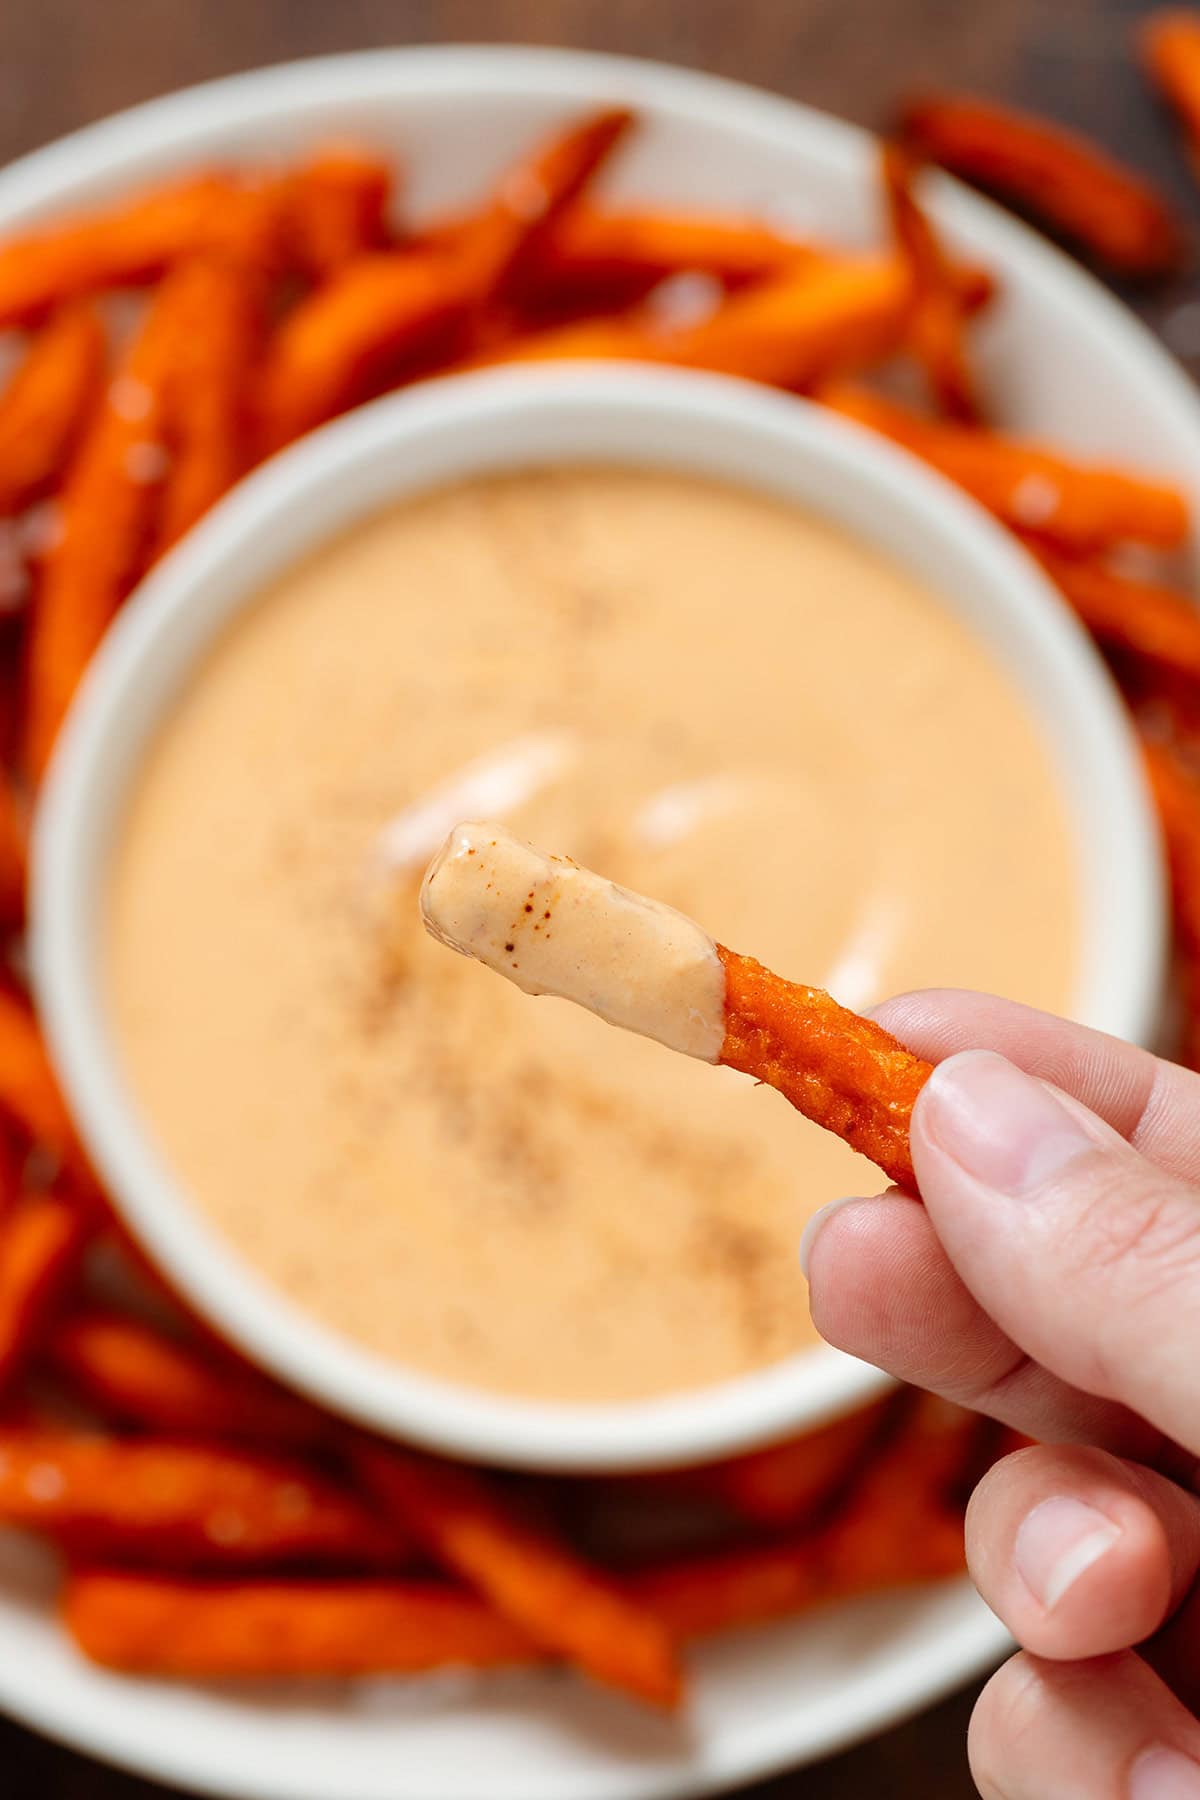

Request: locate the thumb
(911, 1049), (1200, 1459)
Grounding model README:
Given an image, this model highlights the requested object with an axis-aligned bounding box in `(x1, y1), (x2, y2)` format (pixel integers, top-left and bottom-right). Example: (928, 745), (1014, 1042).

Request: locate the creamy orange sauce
(420, 823), (728, 1061)
(104, 467), (1077, 1404)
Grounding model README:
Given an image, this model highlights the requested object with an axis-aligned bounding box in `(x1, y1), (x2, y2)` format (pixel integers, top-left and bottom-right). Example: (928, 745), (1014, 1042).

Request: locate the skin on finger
(909, 1052), (1200, 1458)
(966, 1444), (1200, 1660)
(970, 1649), (1200, 1800)
(871, 988), (1200, 1183)
(805, 1193), (1171, 1466)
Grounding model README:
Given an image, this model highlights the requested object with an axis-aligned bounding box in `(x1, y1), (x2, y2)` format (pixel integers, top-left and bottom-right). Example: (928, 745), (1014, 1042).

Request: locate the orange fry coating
(0, 990), (78, 1160)
(489, 255), (914, 390)
(900, 92), (1183, 276)
(717, 946), (932, 1191)
(0, 1194), (94, 1393)
(0, 776), (27, 929)
(1142, 736), (1200, 1070)
(282, 146), (393, 277)
(152, 256), (263, 555)
(63, 1405), (975, 1676)
(49, 1309), (328, 1452)
(880, 141), (978, 421)
(22, 274), (185, 782)
(1142, 11), (1200, 177)
(505, 200), (993, 317)
(1032, 547), (1200, 686)
(0, 174), (243, 328)
(0, 1431), (407, 1571)
(633, 1396), (972, 1638)
(653, 255), (914, 387)
(823, 384), (1190, 554)
(0, 305), (107, 518)
(703, 1397), (892, 1526)
(528, 204), (818, 303)
(356, 1443), (682, 1708)
(0, 1125), (20, 1226)
(65, 1572), (535, 1676)
(1145, 735), (1200, 957)
(256, 250), (465, 451)
(450, 107), (634, 306)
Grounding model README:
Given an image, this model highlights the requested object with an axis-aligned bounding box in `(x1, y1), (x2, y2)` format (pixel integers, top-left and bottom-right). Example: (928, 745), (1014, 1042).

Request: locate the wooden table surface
(0, 0), (1187, 1793)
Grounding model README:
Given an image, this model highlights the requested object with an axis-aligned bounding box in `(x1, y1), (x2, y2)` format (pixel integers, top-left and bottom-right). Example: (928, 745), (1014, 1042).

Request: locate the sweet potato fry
(899, 92), (1182, 277)
(528, 204), (819, 306)
(49, 1309), (328, 1452)
(0, 776), (27, 928)
(1145, 734), (1200, 959)
(1032, 546), (1200, 687)
(1180, 958), (1200, 1076)
(1141, 737), (1200, 1071)
(0, 1125), (20, 1226)
(283, 146), (393, 278)
(255, 250), (466, 451)
(356, 1443), (682, 1707)
(421, 824), (931, 1187)
(633, 1395), (973, 1638)
(0, 305), (106, 518)
(152, 256), (262, 555)
(480, 314), (652, 364)
(880, 142), (978, 421)
(450, 108), (634, 307)
(0, 990), (77, 1160)
(0, 174), (243, 328)
(65, 1571), (534, 1676)
(703, 1397), (893, 1526)
(823, 384), (1190, 554)
(22, 267), (196, 780)
(63, 1405), (975, 1675)
(718, 947), (931, 1190)
(475, 199), (991, 317)
(489, 255), (914, 390)
(661, 255), (915, 387)
(0, 1431), (408, 1570)
(0, 1194), (93, 1393)
(1142, 12), (1200, 179)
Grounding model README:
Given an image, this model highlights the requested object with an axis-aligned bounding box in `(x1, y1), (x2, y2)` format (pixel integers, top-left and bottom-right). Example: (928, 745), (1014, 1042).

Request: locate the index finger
(872, 990), (1200, 1185)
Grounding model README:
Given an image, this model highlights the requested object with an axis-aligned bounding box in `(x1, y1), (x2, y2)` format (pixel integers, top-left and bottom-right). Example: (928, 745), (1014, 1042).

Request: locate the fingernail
(1130, 1746), (1200, 1798)
(1014, 1495), (1120, 1609)
(919, 1050), (1093, 1196)
(798, 1196), (865, 1280)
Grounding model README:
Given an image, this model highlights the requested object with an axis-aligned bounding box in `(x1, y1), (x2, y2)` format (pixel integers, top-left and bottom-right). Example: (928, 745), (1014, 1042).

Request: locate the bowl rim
(31, 359), (1165, 1472)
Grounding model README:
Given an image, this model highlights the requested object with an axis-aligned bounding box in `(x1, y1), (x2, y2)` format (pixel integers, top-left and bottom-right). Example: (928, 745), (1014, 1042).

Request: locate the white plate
(6, 43), (1199, 1800)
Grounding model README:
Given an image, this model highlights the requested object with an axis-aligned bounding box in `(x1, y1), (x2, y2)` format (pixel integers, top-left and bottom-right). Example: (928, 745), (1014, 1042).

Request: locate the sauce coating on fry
(420, 822), (726, 1061)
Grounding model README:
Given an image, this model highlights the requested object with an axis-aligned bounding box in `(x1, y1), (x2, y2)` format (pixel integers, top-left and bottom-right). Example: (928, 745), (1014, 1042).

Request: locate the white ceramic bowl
(32, 360), (1163, 1473)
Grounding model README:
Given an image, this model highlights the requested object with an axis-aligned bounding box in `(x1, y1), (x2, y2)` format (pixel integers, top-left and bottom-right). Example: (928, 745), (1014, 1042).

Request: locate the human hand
(800, 992), (1200, 1799)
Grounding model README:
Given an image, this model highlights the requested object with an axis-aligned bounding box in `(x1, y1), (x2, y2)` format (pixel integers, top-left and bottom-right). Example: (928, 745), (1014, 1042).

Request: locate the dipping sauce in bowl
(103, 462), (1076, 1405)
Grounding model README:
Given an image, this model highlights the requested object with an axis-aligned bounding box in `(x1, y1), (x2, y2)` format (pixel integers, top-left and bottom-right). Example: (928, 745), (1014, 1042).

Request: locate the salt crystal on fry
(123, 441), (170, 485)
(645, 272), (724, 332)
(273, 1482), (312, 1522)
(108, 376), (153, 423)
(205, 1507), (248, 1545)
(24, 1463), (65, 1503)
(1009, 472), (1061, 526)
(500, 167), (551, 222)
(19, 500), (63, 559)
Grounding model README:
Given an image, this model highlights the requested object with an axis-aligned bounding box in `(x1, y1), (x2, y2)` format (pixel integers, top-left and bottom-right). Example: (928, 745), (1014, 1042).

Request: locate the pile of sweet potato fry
(1, 10), (1200, 1703)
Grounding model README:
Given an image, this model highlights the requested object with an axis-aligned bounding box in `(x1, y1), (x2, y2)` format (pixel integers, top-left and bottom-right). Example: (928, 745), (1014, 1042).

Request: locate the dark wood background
(0, 0), (1186, 1793)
